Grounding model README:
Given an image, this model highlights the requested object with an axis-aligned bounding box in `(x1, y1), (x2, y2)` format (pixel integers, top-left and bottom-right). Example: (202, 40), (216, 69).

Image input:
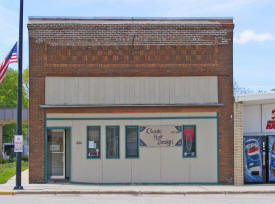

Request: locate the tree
(23, 68), (29, 96)
(0, 68), (29, 143)
(0, 68), (28, 108)
(271, 89), (275, 92)
(2, 124), (28, 143)
(233, 80), (253, 96)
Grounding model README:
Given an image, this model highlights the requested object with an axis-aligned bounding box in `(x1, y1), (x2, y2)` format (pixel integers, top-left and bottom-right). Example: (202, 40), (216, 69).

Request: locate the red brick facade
(28, 18), (234, 184)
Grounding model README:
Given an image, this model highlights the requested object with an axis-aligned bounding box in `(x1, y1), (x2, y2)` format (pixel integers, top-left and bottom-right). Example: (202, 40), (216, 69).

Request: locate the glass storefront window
(125, 126), (139, 158)
(87, 126), (101, 159)
(106, 126), (120, 159)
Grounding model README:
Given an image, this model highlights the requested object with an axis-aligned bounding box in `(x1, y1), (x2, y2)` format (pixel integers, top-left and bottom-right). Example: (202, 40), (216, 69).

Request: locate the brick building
(28, 17), (234, 184)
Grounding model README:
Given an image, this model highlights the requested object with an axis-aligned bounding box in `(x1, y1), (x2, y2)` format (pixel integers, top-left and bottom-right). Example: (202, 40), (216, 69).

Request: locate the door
(47, 129), (65, 179)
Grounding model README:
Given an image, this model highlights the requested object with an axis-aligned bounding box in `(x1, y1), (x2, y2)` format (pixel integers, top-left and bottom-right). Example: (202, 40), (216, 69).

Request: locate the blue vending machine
(244, 136), (263, 183)
(268, 136), (275, 182)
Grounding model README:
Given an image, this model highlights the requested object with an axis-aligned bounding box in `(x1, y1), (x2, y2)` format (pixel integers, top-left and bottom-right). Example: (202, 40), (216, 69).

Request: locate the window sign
(87, 126), (100, 159)
(14, 135), (23, 153)
(50, 145), (60, 152)
(183, 126), (196, 157)
(139, 126), (182, 147)
(89, 141), (96, 149)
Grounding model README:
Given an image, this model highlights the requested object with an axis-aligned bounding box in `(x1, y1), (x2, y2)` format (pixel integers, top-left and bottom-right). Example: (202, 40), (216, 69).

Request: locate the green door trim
(44, 125), (71, 183)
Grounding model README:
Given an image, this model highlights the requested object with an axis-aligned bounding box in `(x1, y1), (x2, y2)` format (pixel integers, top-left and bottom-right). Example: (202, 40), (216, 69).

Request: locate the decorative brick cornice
(28, 20), (233, 46)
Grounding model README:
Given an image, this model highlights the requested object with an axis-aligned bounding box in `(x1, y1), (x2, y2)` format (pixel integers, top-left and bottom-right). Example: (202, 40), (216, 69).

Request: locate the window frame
(86, 126), (101, 159)
(125, 125), (139, 159)
(182, 125), (197, 158)
(105, 125), (120, 159)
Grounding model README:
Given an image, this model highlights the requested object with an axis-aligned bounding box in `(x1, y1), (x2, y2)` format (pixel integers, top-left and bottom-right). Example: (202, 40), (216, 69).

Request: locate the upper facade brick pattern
(28, 18), (234, 46)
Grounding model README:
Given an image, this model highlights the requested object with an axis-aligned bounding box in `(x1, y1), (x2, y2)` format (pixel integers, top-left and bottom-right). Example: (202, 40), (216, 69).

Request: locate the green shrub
(21, 155), (28, 162)
(8, 157), (16, 163)
(0, 158), (8, 164)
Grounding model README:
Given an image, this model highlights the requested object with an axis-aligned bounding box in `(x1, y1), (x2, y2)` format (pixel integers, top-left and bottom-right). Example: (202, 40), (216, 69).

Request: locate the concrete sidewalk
(1, 170), (275, 195)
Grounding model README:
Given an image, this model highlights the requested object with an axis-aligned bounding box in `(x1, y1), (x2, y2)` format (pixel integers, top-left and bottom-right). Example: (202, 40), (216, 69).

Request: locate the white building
(235, 92), (275, 184)
(236, 92), (275, 136)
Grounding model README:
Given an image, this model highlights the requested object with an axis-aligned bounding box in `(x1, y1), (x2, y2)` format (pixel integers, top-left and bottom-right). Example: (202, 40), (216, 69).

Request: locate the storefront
(235, 92), (275, 184)
(28, 17), (234, 184)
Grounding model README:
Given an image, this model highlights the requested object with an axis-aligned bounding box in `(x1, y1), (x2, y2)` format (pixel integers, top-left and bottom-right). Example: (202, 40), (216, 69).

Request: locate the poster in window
(87, 126), (100, 158)
(268, 136), (275, 182)
(183, 126), (196, 157)
(89, 141), (96, 149)
(243, 136), (263, 183)
(139, 126), (182, 147)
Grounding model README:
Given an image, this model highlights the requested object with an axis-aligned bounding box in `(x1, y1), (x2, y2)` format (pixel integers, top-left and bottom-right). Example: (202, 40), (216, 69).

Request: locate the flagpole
(14, 0), (23, 190)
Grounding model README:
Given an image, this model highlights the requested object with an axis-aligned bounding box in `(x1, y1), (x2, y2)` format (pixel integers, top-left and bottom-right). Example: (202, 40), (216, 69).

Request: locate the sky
(0, 0), (275, 92)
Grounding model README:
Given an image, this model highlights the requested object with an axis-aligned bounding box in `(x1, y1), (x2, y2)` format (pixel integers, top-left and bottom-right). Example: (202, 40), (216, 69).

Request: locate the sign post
(14, 135), (23, 153)
(14, 0), (24, 190)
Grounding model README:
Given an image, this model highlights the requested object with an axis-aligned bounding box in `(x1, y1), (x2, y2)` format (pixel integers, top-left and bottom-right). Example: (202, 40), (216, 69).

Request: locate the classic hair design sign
(139, 126), (182, 147)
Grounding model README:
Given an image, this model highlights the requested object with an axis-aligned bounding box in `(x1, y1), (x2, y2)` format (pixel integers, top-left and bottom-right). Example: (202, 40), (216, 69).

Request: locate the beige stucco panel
(132, 148), (161, 183)
(45, 113), (218, 183)
(101, 124), (131, 183)
(189, 119), (218, 183)
(102, 160), (131, 183)
(160, 147), (189, 182)
(46, 120), (73, 127)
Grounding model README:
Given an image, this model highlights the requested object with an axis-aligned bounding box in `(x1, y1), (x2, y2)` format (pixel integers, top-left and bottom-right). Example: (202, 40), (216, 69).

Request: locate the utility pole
(14, 0), (24, 190)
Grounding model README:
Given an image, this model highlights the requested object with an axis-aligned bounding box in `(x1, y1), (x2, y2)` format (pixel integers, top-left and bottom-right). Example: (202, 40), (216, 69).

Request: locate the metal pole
(14, 0), (23, 190)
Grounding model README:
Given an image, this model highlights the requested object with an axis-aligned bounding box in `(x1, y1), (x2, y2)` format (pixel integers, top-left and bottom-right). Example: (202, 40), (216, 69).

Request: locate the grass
(0, 161), (28, 184)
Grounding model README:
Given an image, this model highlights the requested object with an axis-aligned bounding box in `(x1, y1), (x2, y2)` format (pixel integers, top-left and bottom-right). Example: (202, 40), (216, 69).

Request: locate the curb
(5, 190), (275, 195)
(0, 191), (16, 195)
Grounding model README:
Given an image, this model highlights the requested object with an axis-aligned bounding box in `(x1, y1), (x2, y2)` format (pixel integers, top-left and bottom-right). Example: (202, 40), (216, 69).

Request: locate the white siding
(243, 105), (261, 134)
(45, 77), (218, 105)
(242, 103), (275, 135)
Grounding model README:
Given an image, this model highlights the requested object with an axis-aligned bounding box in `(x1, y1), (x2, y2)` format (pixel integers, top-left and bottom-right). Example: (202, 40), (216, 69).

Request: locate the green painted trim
(44, 126), (71, 184)
(182, 125), (197, 158)
(65, 130), (66, 179)
(69, 181), (219, 185)
(106, 126), (120, 159)
(125, 125), (139, 159)
(46, 116), (217, 121)
(44, 113), (47, 184)
(69, 127), (72, 183)
(86, 126), (101, 159)
(217, 112), (219, 184)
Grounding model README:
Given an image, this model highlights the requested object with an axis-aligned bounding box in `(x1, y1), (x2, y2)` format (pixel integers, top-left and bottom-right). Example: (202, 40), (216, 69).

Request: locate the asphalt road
(0, 194), (275, 204)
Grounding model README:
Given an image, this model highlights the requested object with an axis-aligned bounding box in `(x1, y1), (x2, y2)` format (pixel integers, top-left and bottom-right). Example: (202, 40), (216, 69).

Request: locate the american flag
(0, 42), (18, 84)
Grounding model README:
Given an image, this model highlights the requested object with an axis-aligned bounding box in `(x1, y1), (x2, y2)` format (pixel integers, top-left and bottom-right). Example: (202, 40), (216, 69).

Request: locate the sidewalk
(1, 170), (275, 195)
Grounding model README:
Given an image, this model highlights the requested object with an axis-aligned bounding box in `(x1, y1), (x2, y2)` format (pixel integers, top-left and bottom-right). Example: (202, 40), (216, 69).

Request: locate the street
(0, 194), (275, 204)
